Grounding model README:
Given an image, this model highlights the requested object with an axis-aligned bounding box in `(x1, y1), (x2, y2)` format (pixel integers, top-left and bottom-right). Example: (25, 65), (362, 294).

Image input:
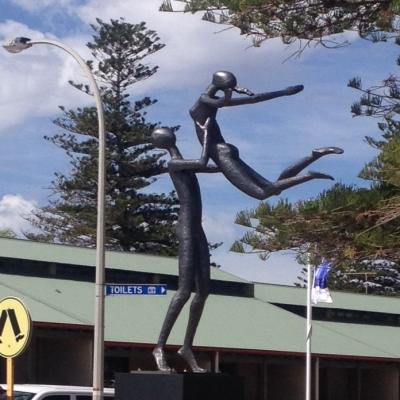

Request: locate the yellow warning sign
(0, 297), (31, 358)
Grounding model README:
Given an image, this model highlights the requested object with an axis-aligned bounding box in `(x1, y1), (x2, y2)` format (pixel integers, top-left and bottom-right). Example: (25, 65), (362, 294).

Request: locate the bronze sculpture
(152, 72), (343, 373)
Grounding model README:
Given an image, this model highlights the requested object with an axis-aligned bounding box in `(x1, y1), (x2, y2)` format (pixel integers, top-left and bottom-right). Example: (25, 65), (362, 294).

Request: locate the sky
(0, 0), (398, 285)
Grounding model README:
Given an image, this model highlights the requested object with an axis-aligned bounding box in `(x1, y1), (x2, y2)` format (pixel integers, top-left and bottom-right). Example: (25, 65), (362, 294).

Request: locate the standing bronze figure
(151, 122), (218, 373)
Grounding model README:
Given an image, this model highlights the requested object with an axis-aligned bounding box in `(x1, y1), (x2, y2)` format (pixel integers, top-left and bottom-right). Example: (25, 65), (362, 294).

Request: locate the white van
(0, 385), (114, 400)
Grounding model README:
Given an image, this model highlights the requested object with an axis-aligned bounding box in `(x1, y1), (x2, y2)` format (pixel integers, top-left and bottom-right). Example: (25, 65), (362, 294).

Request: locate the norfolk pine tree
(27, 19), (179, 255)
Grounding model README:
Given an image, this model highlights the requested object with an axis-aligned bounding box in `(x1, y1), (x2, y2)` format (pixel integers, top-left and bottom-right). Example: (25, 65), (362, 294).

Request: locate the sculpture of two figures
(151, 71), (343, 373)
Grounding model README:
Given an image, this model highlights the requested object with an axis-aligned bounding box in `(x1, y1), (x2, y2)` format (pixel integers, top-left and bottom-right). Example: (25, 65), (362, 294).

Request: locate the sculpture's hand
(234, 86), (254, 96)
(285, 85), (304, 95)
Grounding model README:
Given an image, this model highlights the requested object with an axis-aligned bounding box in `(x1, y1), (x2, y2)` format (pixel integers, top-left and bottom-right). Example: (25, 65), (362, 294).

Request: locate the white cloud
(203, 212), (239, 246)
(0, 194), (37, 236)
(75, 0), (291, 94)
(0, 20), (97, 133)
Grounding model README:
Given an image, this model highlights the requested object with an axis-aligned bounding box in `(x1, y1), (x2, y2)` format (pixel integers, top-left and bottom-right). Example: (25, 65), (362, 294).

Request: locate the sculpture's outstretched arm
(199, 85), (303, 108)
(225, 85), (304, 107)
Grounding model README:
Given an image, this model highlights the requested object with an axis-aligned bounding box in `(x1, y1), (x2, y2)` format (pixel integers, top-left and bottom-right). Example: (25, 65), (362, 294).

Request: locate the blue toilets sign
(105, 284), (167, 296)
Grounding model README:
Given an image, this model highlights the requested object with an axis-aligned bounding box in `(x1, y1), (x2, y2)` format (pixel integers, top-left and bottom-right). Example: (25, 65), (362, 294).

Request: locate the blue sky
(0, 0), (398, 284)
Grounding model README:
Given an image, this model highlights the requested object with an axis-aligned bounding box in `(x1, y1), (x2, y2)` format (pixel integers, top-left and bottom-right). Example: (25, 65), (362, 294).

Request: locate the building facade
(0, 238), (398, 400)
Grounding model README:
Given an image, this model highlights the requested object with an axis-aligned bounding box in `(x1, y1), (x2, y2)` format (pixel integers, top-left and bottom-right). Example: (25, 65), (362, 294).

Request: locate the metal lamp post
(3, 37), (106, 400)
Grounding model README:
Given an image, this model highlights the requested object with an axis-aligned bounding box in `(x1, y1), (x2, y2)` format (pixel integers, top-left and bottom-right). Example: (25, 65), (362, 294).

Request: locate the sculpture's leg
(178, 231), (210, 373)
(210, 143), (341, 200)
(278, 147), (344, 180)
(272, 170), (334, 196)
(153, 240), (195, 372)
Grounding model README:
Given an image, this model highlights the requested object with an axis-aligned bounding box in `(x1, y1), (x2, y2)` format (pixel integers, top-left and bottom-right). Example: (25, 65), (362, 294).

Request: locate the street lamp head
(3, 37), (32, 53)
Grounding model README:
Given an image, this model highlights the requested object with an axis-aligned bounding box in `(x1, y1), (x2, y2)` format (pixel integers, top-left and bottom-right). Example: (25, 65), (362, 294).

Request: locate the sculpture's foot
(178, 346), (207, 373)
(312, 147), (344, 157)
(153, 347), (173, 372)
(308, 170), (334, 181)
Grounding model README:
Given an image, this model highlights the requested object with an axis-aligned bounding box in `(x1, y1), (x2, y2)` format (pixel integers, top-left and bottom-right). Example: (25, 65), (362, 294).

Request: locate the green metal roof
(0, 272), (399, 360)
(0, 238), (244, 283)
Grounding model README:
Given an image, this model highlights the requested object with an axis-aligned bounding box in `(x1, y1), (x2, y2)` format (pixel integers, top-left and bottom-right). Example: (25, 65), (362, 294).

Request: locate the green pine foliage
(161, 0), (399, 50)
(231, 184), (399, 263)
(27, 19), (179, 255)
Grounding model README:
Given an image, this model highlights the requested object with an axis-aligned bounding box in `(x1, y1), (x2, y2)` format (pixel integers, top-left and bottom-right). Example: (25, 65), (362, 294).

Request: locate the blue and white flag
(311, 258), (333, 304)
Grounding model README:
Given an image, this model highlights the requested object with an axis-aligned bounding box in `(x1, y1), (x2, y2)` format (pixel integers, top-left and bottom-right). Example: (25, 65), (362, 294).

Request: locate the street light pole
(3, 37), (106, 400)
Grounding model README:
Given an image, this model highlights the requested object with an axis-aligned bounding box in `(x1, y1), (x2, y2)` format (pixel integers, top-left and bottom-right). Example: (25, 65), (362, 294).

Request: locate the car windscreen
(14, 391), (35, 400)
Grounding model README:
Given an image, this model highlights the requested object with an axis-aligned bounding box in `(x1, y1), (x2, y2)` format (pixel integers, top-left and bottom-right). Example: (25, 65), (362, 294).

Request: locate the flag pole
(306, 257), (313, 400)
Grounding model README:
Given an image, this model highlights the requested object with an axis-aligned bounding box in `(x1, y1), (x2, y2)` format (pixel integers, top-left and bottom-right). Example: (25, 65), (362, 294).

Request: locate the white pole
(5, 38), (106, 400)
(306, 260), (313, 400)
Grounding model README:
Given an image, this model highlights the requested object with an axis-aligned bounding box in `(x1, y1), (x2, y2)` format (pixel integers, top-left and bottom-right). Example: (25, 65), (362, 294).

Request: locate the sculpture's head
(211, 71), (254, 97)
(212, 71), (237, 90)
(151, 128), (176, 150)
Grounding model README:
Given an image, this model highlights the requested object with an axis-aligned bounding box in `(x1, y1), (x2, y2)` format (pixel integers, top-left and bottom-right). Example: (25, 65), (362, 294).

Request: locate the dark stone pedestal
(115, 371), (244, 400)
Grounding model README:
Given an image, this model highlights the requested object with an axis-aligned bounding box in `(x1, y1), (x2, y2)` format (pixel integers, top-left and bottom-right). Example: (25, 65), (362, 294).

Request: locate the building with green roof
(0, 238), (398, 400)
